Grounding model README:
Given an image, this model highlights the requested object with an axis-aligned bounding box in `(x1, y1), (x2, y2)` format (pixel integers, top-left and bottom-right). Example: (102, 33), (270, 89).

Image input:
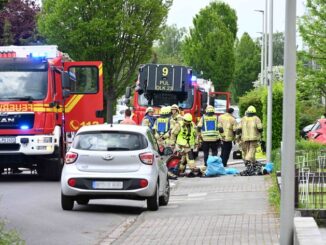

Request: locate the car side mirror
(163, 147), (173, 156)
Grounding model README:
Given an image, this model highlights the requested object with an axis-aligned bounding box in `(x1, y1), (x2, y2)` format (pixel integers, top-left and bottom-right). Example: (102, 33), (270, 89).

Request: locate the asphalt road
(0, 173), (146, 245)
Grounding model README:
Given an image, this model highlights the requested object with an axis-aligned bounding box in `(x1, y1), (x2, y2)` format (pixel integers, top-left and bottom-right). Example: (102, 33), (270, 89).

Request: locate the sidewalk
(112, 161), (280, 245)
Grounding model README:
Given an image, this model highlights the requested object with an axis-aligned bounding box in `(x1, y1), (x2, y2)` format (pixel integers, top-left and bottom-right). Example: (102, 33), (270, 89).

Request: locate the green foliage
(182, 1), (237, 92)
(231, 33), (260, 102)
(154, 24), (186, 65)
(298, 100), (324, 129)
(298, 0), (326, 108)
(272, 32), (284, 66)
(0, 221), (24, 245)
(238, 87), (264, 119)
(38, 0), (172, 121)
(0, 19), (13, 45)
(296, 139), (326, 152)
(261, 82), (284, 149)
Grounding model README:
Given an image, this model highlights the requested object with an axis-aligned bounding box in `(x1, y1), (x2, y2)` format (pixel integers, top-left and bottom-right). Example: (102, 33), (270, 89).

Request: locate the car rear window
(73, 131), (148, 151)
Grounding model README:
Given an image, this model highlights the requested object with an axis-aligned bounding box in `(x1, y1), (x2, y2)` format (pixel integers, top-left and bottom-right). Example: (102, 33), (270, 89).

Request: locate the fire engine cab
(125, 64), (230, 124)
(0, 45), (104, 180)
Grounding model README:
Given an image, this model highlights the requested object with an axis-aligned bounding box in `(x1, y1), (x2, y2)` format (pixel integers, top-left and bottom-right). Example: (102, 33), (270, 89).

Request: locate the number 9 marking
(162, 67), (169, 77)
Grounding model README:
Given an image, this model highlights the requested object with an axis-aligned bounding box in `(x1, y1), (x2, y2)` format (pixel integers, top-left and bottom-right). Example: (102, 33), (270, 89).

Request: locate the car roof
(77, 124), (149, 135)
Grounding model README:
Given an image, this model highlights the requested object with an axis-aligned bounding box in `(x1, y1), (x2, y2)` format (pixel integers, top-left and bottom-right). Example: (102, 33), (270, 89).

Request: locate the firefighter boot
(168, 171), (178, 180)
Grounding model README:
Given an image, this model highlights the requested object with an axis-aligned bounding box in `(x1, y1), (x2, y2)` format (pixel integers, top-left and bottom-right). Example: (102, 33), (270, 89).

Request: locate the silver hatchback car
(61, 124), (170, 211)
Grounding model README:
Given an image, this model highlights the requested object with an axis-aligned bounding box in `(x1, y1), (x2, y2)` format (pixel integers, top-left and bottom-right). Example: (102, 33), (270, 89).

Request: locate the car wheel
(159, 178), (170, 206)
(61, 193), (74, 210)
(147, 184), (159, 211)
(76, 198), (89, 205)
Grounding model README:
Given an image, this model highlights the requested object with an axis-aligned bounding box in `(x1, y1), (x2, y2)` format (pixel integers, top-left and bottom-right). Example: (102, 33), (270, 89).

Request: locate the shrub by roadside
(0, 220), (24, 245)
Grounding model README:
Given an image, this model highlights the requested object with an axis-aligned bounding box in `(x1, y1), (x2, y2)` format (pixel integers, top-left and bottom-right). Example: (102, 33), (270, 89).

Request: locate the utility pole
(264, 0), (268, 87)
(255, 10), (265, 85)
(266, 0), (273, 164)
(280, 0), (296, 243)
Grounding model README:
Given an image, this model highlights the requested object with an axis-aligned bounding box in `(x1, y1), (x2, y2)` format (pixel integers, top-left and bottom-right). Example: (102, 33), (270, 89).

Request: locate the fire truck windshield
(0, 71), (48, 100)
(138, 88), (194, 109)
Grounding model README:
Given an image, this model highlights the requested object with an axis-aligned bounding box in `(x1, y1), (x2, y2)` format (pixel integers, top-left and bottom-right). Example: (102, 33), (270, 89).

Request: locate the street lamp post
(266, 0), (273, 164)
(255, 10), (265, 85)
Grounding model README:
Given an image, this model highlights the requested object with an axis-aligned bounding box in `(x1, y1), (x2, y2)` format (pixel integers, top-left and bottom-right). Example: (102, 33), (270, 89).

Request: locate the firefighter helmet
(160, 107), (169, 115)
(206, 105), (215, 113)
(146, 107), (154, 114)
(166, 106), (171, 114)
(183, 113), (193, 122)
(171, 104), (179, 111)
(247, 105), (256, 113)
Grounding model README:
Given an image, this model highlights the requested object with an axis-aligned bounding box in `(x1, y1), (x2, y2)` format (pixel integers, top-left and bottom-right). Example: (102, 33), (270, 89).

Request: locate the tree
(0, 0), (40, 45)
(0, 0), (8, 10)
(231, 33), (260, 102)
(182, 1), (237, 92)
(272, 32), (284, 66)
(299, 0), (326, 111)
(154, 24), (187, 64)
(38, 0), (172, 122)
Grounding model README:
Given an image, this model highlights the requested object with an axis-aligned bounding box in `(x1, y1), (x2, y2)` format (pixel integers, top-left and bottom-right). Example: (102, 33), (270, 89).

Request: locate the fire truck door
(63, 61), (104, 131)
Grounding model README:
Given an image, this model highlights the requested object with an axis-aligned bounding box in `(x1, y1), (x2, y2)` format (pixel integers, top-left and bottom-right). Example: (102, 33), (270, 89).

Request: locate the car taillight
(139, 152), (154, 165)
(139, 179), (148, 188)
(68, 178), (76, 187)
(65, 152), (78, 164)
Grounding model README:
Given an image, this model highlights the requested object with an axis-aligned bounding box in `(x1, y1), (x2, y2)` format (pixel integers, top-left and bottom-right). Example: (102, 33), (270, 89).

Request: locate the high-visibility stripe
(65, 95), (83, 112)
(99, 63), (103, 76)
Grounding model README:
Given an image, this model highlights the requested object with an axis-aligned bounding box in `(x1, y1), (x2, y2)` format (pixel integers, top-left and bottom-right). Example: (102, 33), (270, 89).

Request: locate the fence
(295, 149), (326, 209)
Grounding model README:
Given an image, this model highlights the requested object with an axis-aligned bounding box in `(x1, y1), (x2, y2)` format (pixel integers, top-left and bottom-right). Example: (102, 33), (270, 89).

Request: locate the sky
(167, 0), (306, 40)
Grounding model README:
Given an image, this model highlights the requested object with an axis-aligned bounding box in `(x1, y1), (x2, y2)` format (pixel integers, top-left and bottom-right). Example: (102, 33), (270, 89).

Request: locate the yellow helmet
(206, 105), (215, 113)
(183, 113), (193, 122)
(171, 104), (179, 110)
(146, 107), (154, 114)
(247, 105), (256, 113)
(160, 107), (169, 115)
(166, 106), (171, 114)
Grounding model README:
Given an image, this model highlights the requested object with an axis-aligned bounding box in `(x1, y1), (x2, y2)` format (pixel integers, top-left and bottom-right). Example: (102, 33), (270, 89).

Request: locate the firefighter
(142, 107), (156, 130)
(236, 105), (263, 165)
(171, 104), (183, 124)
(153, 107), (174, 147)
(153, 107), (177, 180)
(218, 107), (237, 167)
(197, 105), (221, 166)
(171, 113), (199, 177)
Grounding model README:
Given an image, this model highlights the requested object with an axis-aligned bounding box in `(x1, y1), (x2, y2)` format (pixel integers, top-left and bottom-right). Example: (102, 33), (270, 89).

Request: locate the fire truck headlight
(37, 137), (53, 143)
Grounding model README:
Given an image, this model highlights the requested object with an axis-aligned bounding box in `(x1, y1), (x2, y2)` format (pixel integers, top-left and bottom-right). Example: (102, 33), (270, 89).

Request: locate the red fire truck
(125, 64), (230, 124)
(0, 45), (104, 180)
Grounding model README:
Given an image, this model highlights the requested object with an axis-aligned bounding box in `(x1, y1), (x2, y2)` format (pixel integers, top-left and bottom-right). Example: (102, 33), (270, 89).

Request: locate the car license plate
(92, 181), (123, 189)
(0, 137), (16, 144)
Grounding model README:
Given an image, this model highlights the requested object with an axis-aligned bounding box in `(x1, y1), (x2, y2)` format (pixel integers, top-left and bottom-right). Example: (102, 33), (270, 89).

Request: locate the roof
(77, 123), (148, 134)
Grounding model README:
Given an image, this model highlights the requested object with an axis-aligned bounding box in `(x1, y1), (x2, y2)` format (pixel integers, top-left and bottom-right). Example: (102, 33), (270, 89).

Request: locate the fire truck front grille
(0, 144), (20, 151)
(0, 113), (34, 130)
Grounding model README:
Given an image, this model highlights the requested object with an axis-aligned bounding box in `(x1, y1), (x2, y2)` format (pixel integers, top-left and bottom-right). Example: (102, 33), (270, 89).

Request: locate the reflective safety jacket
(154, 117), (171, 135)
(176, 121), (196, 147)
(218, 113), (236, 142)
(197, 115), (220, 142)
(142, 115), (156, 129)
(239, 115), (262, 141)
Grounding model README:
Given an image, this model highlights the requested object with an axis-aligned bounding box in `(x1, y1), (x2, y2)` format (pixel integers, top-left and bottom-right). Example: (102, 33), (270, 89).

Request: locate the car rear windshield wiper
(106, 147), (130, 151)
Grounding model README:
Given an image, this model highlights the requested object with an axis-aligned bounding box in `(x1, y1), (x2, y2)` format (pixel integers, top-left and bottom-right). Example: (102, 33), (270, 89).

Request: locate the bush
(238, 87), (264, 119)
(298, 101), (324, 129)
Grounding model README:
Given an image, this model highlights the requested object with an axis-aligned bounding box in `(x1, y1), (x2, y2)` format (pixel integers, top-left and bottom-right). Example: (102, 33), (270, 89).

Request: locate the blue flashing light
(191, 76), (197, 82)
(28, 52), (49, 59)
(20, 125), (29, 130)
